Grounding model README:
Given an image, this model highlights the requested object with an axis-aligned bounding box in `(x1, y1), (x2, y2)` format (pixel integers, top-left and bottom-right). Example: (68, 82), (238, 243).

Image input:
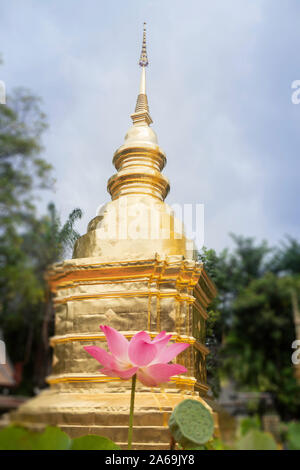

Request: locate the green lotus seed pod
(168, 399), (214, 448)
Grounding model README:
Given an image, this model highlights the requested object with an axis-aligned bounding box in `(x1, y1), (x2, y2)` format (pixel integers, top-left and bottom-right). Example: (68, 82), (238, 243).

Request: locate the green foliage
(286, 422), (300, 450)
(0, 426), (30, 450)
(236, 429), (277, 450)
(199, 235), (300, 420)
(223, 274), (300, 418)
(239, 415), (261, 437)
(205, 438), (227, 450)
(0, 426), (120, 450)
(71, 435), (120, 450)
(0, 426), (70, 450)
(33, 426), (72, 450)
(0, 68), (82, 393)
(21, 202), (83, 271)
(200, 235), (272, 332)
(0, 87), (52, 222)
(0, 203), (82, 392)
(169, 399), (214, 449)
(270, 237), (300, 275)
(199, 236), (272, 397)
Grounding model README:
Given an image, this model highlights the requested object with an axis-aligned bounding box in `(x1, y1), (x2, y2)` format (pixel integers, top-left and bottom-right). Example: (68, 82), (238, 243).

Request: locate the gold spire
(131, 22), (152, 125)
(106, 22), (169, 202)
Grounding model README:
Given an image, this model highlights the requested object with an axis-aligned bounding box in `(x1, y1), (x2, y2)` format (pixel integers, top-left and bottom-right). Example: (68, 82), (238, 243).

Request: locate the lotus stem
(127, 373), (137, 450)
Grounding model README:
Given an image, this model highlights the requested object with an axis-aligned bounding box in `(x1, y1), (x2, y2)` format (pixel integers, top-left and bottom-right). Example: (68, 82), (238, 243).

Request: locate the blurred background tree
(200, 236), (300, 420)
(0, 82), (82, 394)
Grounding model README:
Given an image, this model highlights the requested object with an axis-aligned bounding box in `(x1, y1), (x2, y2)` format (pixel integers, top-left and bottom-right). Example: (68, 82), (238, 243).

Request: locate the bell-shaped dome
(73, 23), (196, 262)
(124, 123), (158, 146)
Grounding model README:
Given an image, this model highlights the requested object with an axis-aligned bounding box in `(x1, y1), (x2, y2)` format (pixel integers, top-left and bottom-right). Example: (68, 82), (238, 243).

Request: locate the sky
(0, 0), (299, 252)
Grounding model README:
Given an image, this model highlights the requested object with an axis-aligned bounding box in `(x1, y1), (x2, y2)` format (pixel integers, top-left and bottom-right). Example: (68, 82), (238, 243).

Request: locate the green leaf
(0, 426), (30, 450)
(169, 399), (214, 449)
(205, 438), (227, 450)
(31, 426), (71, 450)
(70, 435), (120, 450)
(239, 415), (261, 436)
(0, 425), (71, 450)
(286, 422), (300, 450)
(236, 430), (277, 450)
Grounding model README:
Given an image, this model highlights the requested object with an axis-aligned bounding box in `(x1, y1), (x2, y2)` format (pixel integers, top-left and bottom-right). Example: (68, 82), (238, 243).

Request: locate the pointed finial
(131, 23), (152, 125)
(139, 22), (148, 67)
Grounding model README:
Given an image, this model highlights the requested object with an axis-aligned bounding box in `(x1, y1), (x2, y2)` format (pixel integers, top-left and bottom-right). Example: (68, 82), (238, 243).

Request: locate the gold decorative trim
(194, 382), (209, 393)
(47, 257), (203, 292)
(53, 291), (197, 305)
(193, 300), (209, 320)
(147, 294), (152, 331)
(46, 373), (197, 387)
(50, 332), (197, 346)
(47, 375), (121, 385)
(193, 341), (210, 356)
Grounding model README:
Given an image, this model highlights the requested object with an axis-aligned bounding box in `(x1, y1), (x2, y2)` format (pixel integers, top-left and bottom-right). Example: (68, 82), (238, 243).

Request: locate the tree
(0, 81), (82, 393)
(270, 236), (300, 276)
(223, 274), (300, 419)
(1, 202), (82, 392)
(200, 235), (300, 419)
(0, 87), (52, 225)
(200, 235), (271, 333)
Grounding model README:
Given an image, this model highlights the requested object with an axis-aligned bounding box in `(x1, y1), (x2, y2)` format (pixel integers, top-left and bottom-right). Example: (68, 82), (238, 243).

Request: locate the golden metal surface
(10, 25), (218, 448)
(11, 255), (216, 447)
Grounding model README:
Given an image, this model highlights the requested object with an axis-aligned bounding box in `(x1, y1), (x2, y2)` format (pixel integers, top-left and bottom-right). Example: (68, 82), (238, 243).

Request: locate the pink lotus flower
(84, 325), (189, 387)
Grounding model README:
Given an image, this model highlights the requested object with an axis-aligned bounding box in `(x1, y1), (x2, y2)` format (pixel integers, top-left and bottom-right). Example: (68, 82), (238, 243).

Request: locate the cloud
(0, 0), (299, 252)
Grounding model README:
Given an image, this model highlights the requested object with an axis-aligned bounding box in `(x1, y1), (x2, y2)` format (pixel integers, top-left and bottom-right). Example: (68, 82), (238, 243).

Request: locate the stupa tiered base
(11, 387), (217, 450)
(10, 254), (217, 449)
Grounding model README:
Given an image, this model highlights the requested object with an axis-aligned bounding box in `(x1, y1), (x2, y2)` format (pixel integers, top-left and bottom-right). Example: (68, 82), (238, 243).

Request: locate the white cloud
(1, 0), (299, 253)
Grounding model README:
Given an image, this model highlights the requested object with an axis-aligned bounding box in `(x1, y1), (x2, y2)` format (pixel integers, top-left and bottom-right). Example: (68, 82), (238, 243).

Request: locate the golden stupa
(10, 24), (217, 449)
